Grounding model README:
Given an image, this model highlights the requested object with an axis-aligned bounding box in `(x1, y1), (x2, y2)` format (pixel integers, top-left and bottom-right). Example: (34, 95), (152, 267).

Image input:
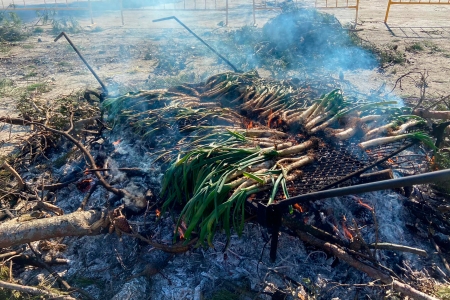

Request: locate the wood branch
(413, 108), (450, 120)
(0, 116), (33, 126)
(2, 117), (147, 212)
(0, 279), (76, 300)
(126, 232), (198, 254)
(0, 210), (104, 248)
(294, 230), (439, 300)
(367, 243), (427, 257)
(36, 201), (64, 216)
(1, 162), (25, 190)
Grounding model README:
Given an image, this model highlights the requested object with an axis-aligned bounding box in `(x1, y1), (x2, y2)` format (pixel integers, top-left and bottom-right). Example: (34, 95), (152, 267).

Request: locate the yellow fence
(315, 0), (359, 25)
(119, 0), (229, 25)
(252, 0), (359, 26)
(385, 0), (450, 23)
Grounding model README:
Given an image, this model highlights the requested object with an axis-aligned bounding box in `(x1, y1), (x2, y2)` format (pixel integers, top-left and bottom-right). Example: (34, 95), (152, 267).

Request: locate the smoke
(261, 8), (377, 72)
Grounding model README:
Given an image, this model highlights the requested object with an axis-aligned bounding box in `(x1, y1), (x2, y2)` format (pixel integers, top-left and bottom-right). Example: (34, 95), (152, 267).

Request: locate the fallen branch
(36, 201), (64, 216)
(0, 116), (33, 126)
(1, 162), (25, 190)
(294, 230), (439, 300)
(0, 210), (103, 248)
(127, 232), (198, 254)
(368, 242), (427, 257)
(1, 117), (147, 212)
(0, 279), (75, 300)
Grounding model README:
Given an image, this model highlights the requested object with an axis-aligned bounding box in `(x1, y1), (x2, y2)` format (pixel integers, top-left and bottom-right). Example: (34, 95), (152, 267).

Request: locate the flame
(113, 139), (121, 146)
(267, 109), (273, 128)
(357, 198), (373, 211)
(341, 217), (353, 241)
(177, 226), (185, 239)
(247, 121), (254, 129)
(387, 158), (395, 165)
(293, 203), (303, 213)
(155, 209), (161, 218)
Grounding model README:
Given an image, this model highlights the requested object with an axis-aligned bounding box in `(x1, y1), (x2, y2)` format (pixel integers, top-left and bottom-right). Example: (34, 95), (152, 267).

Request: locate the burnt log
(0, 210), (104, 249)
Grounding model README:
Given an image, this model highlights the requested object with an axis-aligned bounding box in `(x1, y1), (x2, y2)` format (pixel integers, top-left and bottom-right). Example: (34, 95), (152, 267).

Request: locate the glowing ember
(356, 198), (373, 211)
(113, 139), (121, 146)
(341, 216), (353, 241)
(177, 227), (185, 239)
(293, 203), (303, 213)
(155, 209), (161, 218)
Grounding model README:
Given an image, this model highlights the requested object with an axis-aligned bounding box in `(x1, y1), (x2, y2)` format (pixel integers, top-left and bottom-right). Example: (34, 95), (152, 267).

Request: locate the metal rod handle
(153, 16), (239, 72)
(279, 168), (450, 207)
(54, 32), (108, 96)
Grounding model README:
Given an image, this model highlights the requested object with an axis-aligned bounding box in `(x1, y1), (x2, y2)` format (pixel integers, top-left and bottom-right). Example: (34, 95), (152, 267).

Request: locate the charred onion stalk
(161, 132), (318, 246)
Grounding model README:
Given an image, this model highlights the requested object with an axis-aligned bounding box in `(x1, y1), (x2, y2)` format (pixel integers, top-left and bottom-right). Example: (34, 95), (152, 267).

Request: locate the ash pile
(1, 7), (450, 300)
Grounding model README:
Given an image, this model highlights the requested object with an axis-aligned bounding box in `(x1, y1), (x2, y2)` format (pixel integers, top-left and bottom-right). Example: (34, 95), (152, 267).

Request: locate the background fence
(252, 0), (359, 26)
(385, 0), (450, 23)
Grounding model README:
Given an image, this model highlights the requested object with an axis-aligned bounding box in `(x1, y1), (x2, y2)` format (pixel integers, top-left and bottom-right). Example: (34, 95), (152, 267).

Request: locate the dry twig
(0, 279), (75, 300)
(295, 230), (439, 300)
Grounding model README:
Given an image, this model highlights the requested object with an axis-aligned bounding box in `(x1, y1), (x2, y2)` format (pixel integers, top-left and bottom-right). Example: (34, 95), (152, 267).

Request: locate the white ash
(10, 120), (444, 300)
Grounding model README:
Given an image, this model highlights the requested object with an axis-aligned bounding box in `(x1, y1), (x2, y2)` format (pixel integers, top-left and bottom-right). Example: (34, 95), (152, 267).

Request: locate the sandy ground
(1, 0), (450, 155)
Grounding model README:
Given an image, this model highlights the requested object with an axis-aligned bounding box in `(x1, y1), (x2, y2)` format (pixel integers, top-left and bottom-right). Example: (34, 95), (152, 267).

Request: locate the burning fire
(177, 227), (185, 239)
(356, 198), (373, 211)
(293, 203), (303, 213)
(341, 216), (353, 241)
(155, 209), (161, 218)
(113, 139), (121, 146)
(247, 120), (254, 129)
(177, 221), (187, 239)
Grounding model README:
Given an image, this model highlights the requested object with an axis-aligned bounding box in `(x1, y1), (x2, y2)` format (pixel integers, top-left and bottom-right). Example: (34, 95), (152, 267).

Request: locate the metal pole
(153, 16), (239, 72)
(88, 0), (93, 25)
(279, 168), (450, 207)
(54, 32), (108, 96)
(225, 0), (228, 26)
(384, 0), (392, 23)
(120, 0), (124, 25)
(253, 0), (256, 25)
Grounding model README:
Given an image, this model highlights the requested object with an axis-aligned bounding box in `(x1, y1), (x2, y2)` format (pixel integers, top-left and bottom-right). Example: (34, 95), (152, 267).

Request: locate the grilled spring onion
(360, 115), (382, 123)
(390, 119), (425, 135)
(363, 121), (397, 141)
(161, 136), (318, 245)
(358, 132), (435, 150)
(287, 102), (318, 124)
